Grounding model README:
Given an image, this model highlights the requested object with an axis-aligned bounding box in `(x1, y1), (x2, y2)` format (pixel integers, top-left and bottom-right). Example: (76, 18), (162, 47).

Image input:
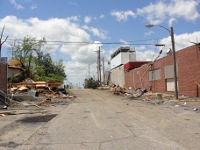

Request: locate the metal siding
(129, 53), (136, 61)
(110, 53), (122, 69)
(110, 66), (125, 87)
(110, 51), (136, 70)
(121, 52), (129, 64)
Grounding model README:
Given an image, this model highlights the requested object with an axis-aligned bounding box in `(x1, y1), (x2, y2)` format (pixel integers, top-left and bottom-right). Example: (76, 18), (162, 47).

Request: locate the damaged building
(109, 44), (200, 97)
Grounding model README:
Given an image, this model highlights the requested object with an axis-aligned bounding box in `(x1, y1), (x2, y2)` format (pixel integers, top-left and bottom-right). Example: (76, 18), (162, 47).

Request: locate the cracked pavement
(1, 89), (200, 150)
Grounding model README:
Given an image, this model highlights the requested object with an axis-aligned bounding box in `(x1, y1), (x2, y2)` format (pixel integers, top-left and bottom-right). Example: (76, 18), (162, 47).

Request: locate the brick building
(0, 60), (7, 105)
(124, 45), (200, 97)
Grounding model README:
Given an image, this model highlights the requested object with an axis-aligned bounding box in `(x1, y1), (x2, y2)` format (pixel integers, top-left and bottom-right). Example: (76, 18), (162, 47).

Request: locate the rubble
(0, 79), (76, 117)
(97, 85), (200, 111)
(0, 105), (7, 109)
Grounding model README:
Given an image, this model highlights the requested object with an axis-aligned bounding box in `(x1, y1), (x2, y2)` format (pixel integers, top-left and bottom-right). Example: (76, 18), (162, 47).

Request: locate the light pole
(145, 24), (178, 99)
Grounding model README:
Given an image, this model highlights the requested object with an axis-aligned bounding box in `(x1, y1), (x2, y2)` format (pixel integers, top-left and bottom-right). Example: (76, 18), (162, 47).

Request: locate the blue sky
(0, 0), (200, 86)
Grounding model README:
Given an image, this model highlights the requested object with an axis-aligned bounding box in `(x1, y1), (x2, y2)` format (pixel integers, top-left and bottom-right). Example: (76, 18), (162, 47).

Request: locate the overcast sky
(0, 0), (200, 86)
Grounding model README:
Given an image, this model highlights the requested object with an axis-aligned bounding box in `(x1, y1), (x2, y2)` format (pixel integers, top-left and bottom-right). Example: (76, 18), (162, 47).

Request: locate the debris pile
(99, 85), (148, 98)
(98, 85), (199, 103)
(0, 79), (76, 116)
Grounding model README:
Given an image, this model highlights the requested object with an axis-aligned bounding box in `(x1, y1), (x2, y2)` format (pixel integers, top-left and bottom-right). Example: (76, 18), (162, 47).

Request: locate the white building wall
(109, 46), (136, 87)
(110, 53), (122, 69)
(110, 65), (125, 87)
(110, 51), (136, 69)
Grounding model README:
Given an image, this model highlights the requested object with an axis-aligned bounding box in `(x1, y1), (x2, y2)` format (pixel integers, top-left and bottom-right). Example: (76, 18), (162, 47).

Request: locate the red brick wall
(0, 62), (7, 94)
(177, 46), (200, 96)
(124, 45), (200, 97)
(149, 52), (174, 93)
(125, 64), (150, 90)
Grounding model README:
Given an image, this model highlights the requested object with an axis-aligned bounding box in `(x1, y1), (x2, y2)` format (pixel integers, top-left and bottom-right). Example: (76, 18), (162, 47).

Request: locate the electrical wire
(5, 38), (162, 46)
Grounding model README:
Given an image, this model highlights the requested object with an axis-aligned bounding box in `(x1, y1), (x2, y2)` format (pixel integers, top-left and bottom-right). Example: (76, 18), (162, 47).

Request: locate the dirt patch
(17, 114), (57, 123)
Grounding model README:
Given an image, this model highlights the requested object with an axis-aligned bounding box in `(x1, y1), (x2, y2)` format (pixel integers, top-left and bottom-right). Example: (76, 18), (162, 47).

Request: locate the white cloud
(67, 16), (80, 22)
(135, 46), (146, 51)
(9, 0), (24, 9)
(61, 44), (98, 64)
(0, 16), (103, 85)
(168, 18), (176, 26)
(160, 31), (200, 52)
(137, 1), (167, 25)
(168, 0), (200, 21)
(64, 61), (97, 87)
(137, 0), (200, 25)
(136, 50), (158, 61)
(137, 31), (200, 61)
(84, 16), (91, 24)
(111, 10), (135, 22)
(82, 25), (107, 39)
(110, 0), (199, 25)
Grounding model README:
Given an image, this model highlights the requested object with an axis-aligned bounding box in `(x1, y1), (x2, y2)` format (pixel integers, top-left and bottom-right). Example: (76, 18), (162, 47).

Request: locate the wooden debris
(18, 85), (28, 91)
(0, 114), (5, 117)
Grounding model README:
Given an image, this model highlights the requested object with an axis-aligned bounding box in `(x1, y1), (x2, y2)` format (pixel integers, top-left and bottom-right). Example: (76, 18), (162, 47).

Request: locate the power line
(5, 38), (162, 46)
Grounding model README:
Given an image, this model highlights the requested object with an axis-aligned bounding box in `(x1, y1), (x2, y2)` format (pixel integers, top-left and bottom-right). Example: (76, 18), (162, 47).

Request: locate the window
(166, 78), (179, 91)
(149, 69), (161, 81)
(165, 65), (178, 79)
(165, 65), (179, 91)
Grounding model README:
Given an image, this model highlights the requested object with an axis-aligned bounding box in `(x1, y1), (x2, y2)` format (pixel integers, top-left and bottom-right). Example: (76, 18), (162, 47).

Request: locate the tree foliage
(9, 36), (66, 83)
(84, 77), (99, 89)
(11, 36), (46, 78)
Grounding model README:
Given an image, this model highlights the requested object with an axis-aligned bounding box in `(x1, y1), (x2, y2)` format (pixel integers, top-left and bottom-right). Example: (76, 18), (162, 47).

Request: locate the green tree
(33, 54), (66, 82)
(33, 66), (45, 81)
(9, 36), (66, 83)
(11, 36), (46, 78)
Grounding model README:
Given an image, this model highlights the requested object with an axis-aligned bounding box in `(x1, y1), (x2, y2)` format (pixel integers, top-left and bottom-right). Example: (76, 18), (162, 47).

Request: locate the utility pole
(102, 57), (105, 85)
(98, 47), (101, 85)
(96, 51), (99, 83)
(170, 27), (178, 100)
(0, 26), (8, 57)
